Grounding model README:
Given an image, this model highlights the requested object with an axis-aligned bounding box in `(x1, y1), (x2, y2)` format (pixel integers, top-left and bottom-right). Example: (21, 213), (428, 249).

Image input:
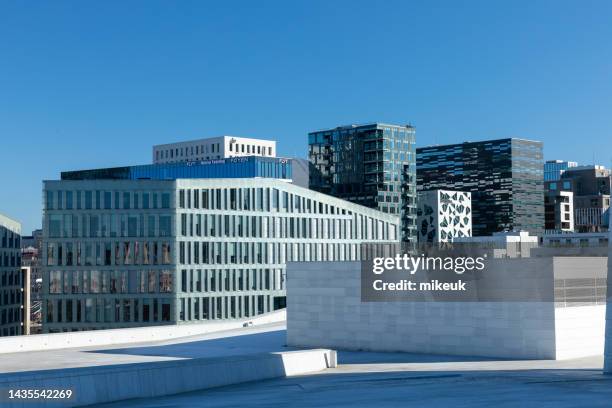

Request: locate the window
(159, 216), (172, 237)
(99, 191), (110, 209)
(123, 192), (130, 209)
(46, 191), (54, 209)
(85, 191), (93, 209)
(161, 193), (171, 209)
(66, 191), (73, 209)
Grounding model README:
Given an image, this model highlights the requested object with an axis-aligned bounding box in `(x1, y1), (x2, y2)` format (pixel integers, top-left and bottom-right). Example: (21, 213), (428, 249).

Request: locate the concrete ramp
(0, 348), (336, 407)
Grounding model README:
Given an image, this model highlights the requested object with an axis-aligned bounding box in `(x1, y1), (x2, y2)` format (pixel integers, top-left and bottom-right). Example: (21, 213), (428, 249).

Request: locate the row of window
(46, 298), (172, 325)
(178, 187), (352, 216)
(45, 294), (274, 326)
(0, 288), (22, 308)
(228, 143), (272, 156)
(46, 190), (172, 211)
(1, 305), (22, 326)
(0, 270), (22, 287)
(46, 241), (172, 267)
(0, 252), (20, 268)
(48, 269), (173, 294)
(178, 241), (362, 265)
(179, 213), (394, 241)
(178, 294), (274, 321)
(1, 226), (20, 249)
(48, 214), (173, 238)
(180, 268), (283, 293)
(156, 142), (221, 161)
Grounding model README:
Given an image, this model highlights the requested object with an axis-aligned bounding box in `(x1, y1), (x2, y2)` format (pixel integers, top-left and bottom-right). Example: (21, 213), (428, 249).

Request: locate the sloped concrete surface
(96, 349), (610, 408)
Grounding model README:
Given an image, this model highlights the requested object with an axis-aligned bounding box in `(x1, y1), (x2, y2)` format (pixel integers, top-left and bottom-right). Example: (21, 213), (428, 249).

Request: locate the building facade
(0, 213), (23, 336)
(417, 138), (544, 236)
(42, 178), (400, 333)
(545, 165), (611, 232)
(416, 190), (472, 243)
(544, 190), (574, 232)
(544, 160), (578, 182)
(153, 136), (276, 164)
(21, 229), (43, 334)
(308, 123), (417, 242)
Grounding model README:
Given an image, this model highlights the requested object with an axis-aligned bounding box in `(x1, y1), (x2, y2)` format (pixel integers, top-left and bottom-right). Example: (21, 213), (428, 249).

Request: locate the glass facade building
(308, 123), (417, 242)
(0, 214), (23, 336)
(544, 160), (578, 182)
(42, 178), (399, 332)
(61, 156), (293, 182)
(417, 138), (544, 236)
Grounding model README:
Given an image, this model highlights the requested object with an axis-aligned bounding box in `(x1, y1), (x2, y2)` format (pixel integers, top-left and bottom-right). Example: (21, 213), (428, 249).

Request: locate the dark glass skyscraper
(417, 138), (544, 236)
(308, 123), (417, 242)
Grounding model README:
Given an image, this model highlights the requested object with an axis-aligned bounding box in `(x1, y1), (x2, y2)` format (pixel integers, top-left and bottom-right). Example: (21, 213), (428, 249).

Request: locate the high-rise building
(0, 213), (24, 336)
(416, 190), (472, 243)
(42, 160), (400, 333)
(417, 138), (544, 236)
(308, 123), (417, 242)
(153, 136), (276, 164)
(544, 160), (578, 181)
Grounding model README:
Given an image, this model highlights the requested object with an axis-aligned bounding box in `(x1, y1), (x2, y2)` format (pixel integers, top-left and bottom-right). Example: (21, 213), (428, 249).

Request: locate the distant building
(0, 213), (24, 336)
(416, 190), (472, 243)
(541, 231), (608, 247)
(453, 231), (539, 258)
(153, 136), (276, 164)
(544, 160), (578, 181)
(42, 163), (400, 333)
(21, 229), (43, 334)
(545, 165), (611, 232)
(544, 190), (574, 232)
(417, 138), (544, 236)
(308, 123), (417, 242)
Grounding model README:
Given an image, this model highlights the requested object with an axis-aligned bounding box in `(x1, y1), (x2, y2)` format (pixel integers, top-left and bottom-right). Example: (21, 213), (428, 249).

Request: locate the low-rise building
(42, 169), (400, 332)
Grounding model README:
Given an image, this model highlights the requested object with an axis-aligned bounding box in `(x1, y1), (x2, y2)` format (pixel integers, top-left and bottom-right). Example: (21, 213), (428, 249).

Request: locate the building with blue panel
(544, 160), (578, 182)
(61, 157), (295, 183)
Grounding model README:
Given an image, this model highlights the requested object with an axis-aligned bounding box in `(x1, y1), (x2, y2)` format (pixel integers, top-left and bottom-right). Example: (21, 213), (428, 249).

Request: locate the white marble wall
(287, 261), (604, 360)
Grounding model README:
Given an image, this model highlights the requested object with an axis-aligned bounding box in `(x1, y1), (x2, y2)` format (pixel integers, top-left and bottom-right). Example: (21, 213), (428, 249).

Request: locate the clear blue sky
(1, 0), (611, 233)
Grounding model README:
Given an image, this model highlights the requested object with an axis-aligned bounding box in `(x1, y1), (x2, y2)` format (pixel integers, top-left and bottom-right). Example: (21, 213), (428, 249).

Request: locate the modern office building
(417, 138), (544, 236)
(42, 165), (400, 332)
(416, 190), (471, 243)
(0, 213), (24, 336)
(308, 123), (417, 242)
(545, 165), (611, 232)
(544, 190), (574, 232)
(153, 136), (276, 164)
(544, 160), (578, 181)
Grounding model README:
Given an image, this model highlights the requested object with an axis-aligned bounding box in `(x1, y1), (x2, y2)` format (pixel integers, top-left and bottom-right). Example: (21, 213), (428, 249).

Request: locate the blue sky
(1, 0), (611, 233)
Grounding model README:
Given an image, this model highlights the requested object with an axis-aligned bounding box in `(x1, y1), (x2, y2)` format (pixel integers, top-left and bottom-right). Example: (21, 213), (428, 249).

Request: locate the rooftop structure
(153, 136), (276, 164)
